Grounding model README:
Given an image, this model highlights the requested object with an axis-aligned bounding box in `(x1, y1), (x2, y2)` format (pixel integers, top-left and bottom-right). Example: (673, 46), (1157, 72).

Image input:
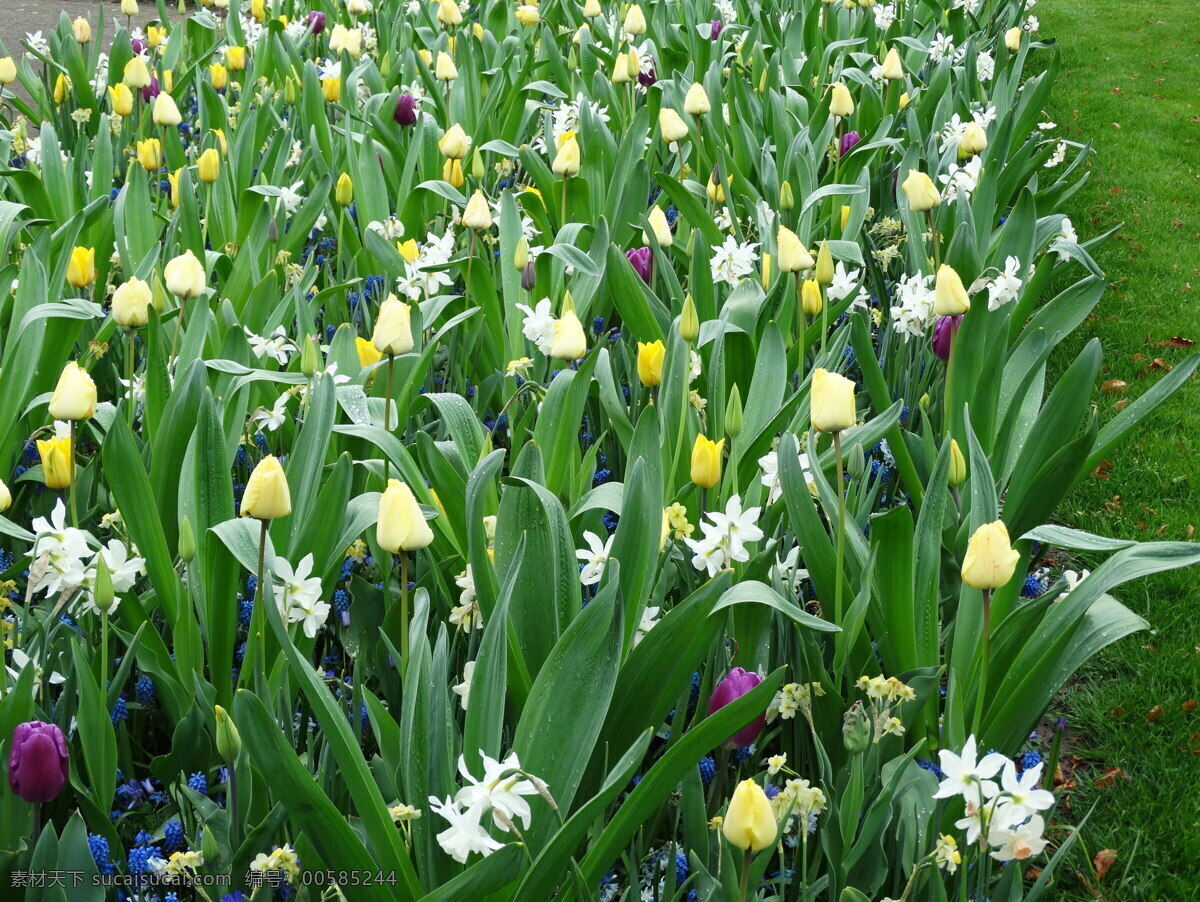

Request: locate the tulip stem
(99, 611), (109, 690)
(127, 329), (136, 427)
(256, 518), (268, 683)
(819, 285), (827, 356)
(737, 849), (752, 902)
(972, 588), (993, 739)
(926, 209), (941, 269)
(399, 551), (410, 677)
(944, 327), (958, 438)
(560, 174), (568, 227)
(465, 230), (476, 304)
(384, 353), (394, 486)
(68, 419), (78, 528)
(833, 431), (846, 627)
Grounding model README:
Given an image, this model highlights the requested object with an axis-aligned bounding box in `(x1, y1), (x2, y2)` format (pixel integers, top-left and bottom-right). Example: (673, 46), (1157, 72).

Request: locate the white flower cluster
(394, 227), (458, 300)
(889, 272), (936, 341)
(684, 495), (764, 578)
(31, 498), (145, 614)
(429, 753), (545, 862)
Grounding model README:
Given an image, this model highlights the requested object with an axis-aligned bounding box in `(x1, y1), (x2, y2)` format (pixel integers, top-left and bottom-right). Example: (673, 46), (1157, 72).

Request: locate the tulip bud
(209, 62), (228, 91)
(623, 4), (647, 35)
(435, 52), (458, 82)
(322, 77), (342, 103)
(516, 4), (540, 25)
(0, 478), (10, 512)
(109, 83), (134, 117)
(267, 218), (280, 242)
(679, 295), (700, 342)
(610, 52), (631, 84)
(706, 170), (725, 204)
(760, 253), (772, 289)
(37, 436), (72, 490)
(644, 206), (673, 247)
(583, 0), (601, 16)
(948, 439), (967, 487)
(462, 190), (493, 230)
(197, 148), (220, 184)
(136, 138), (162, 172)
(1005, 26), (1022, 52)
(709, 668), (765, 747)
(723, 780), (777, 851)
(178, 515), (196, 562)
(373, 295), (414, 356)
(901, 170), (941, 212)
(443, 158), (465, 188)
(214, 705), (242, 761)
(377, 479), (435, 552)
(552, 132), (581, 178)
(521, 261), (537, 291)
(550, 309), (587, 360)
(815, 241), (834, 285)
(72, 17), (92, 44)
(336, 172), (354, 207)
(66, 246), (97, 288)
(961, 520), (1021, 590)
(437, 0), (463, 25)
(899, 91), (911, 109)
(959, 122), (988, 157)
(164, 250), (207, 298)
(113, 277), (152, 327)
(636, 340), (665, 387)
(8, 722), (69, 803)
(880, 47), (904, 80)
(842, 700), (871, 753)
(777, 227), (811, 273)
(439, 123), (471, 159)
(0, 58), (17, 86)
(847, 442), (866, 479)
(152, 92), (182, 126)
(779, 180), (794, 211)
(829, 81), (854, 117)
(801, 279), (823, 317)
(725, 384), (743, 439)
(933, 264), (971, 316)
(49, 362), (97, 421)
(658, 108), (689, 144)
(240, 455), (292, 519)
(810, 367), (856, 433)
(683, 82), (710, 115)
(690, 434), (724, 489)
(841, 205), (851, 232)
(92, 552), (115, 615)
(300, 334), (319, 376)
(394, 92), (418, 126)
(356, 337), (383, 369)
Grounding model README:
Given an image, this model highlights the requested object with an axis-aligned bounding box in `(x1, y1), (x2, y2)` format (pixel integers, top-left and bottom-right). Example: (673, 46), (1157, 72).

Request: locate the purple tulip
(708, 668), (766, 749)
(932, 315), (961, 361)
(130, 38), (147, 55)
(840, 130), (861, 158)
(626, 247), (652, 284)
(638, 63), (657, 88)
(8, 722), (69, 804)
(710, 19), (723, 39)
(142, 76), (159, 103)
(307, 11), (326, 35)
(394, 92), (418, 127)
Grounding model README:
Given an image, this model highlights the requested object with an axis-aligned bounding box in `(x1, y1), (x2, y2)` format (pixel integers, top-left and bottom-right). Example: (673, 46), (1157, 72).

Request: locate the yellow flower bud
(810, 367), (856, 433)
(879, 47), (904, 80)
(777, 227), (811, 273)
(109, 83), (134, 117)
(0, 478), (10, 511)
(658, 108), (690, 143)
(209, 62), (228, 90)
(0, 57), (18, 85)
(1005, 26), (1022, 52)
(439, 123), (471, 159)
(637, 340), (665, 387)
(197, 148), (221, 184)
(137, 138), (162, 172)
(438, 0), (463, 26)
(690, 434), (724, 488)
(49, 361), (97, 420)
(761, 252), (772, 288)
(901, 170), (941, 212)
(934, 264), (971, 316)
(959, 122), (988, 157)
(112, 277), (152, 327)
(583, 0), (601, 16)
(552, 132), (581, 176)
(240, 455), (292, 519)
(623, 4), (647, 35)
(167, 169), (182, 208)
(829, 81), (854, 117)
(373, 295), (414, 356)
(435, 51), (458, 82)
(683, 82), (711, 115)
(226, 46), (247, 71)
(443, 158), (465, 187)
(336, 172), (354, 207)
(53, 74), (70, 104)
(72, 17), (92, 44)
(779, 180), (794, 211)
(644, 206), (673, 247)
(815, 241), (834, 285)
(37, 435), (73, 490)
(463, 190), (493, 229)
(550, 309), (587, 359)
(610, 52), (631, 84)
(961, 520), (1021, 590)
(516, 4), (540, 25)
(123, 57), (150, 89)
(399, 239), (419, 263)
(801, 279), (823, 317)
(514, 236), (530, 271)
(841, 205), (851, 232)
(377, 480), (435, 552)
(899, 91), (910, 109)
(680, 295), (700, 342)
(723, 779), (777, 852)
(147, 25), (165, 49)
(356, 336), (383, 369)
(948, 439), (967, 487)
(66, 246), (97, 288)
(322, 76), (342, 102)
(152, 92), (182, 126)
(164, 250), (207, 298)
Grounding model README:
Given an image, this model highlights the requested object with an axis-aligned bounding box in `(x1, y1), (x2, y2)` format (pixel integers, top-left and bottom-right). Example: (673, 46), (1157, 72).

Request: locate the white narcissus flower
(516, 298), (557, 355)
(576, 530), (613, 586)
(454, 753), (540, 832)
(934, 735), (1008, 802)
(272, 554), (330, 637)
(991, 761), (1055, 829)
(710, 235), (760, 286)
(452, 661), (475, 710)
(987, 256), (1025, 311)
(428, 794), (504, 862)
(244, 326), (295, 365)
(826, 261), (863, 302)
(78, 539), (146, 615)
(989, 814), (1049, 862)
(31, 499), (93, 597)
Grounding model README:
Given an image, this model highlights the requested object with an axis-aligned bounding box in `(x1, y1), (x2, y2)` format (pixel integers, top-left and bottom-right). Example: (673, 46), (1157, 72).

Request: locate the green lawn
(1037, 1), (1200, 896)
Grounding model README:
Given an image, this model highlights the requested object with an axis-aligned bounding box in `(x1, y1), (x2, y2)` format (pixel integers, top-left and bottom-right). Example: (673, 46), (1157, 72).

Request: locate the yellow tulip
(1005, 26), (1022, 52)
(516, 4), (540, 26)
(462, 190), (493, 229)
(66, 247), (96, 288)
(0, 57), (17, 85)
(961, 520), (1021, 590)
(933, 265), (970, 316)
(435, 51), (458, 82)
(583, 0), (601, 16)
(623, 4), (647, 35)
(137, 138), (162, 172)
(152, 93), (182, 126)
(53, 74), (70, 105)
(240, 455), (292, 519)
(658, 108), (689, 143)
(49, 362), (97, 421)
(442, 158), (465, 188)
(437, 0), (463, 26)
(213, 128), (228, 155)
(164, 250), (207, 298)
(112, 277), (153, 327)
(322, 77), (342, 102)
(120, 56), (149, 91)
(439, 123), (471, 159)
(109, 83), (134, 117)
(637, 341), (666, 387)
(829, 82), (854, 117)
(167, 169), (182, 208)
(723, 779), (777, 852)
(610, 52), (631, 84)
(249, 0), (265, 21)
(777, 227), (812, 273)
(37, 436), (73, 490)
(690, 434), (724, 488)
(197, 148), (221, 184)
(209, 62), (228, 90)
(72, 17), (92, 44)
(948, 439), (967, 487)
(147, 25), (165, 49)
(841, 205), (851, 232)
(801, 279), (823, 317)
(683, 83), (710, 115)
(377, 479), (435, 552)
(552, 132), (581, 176)
(901, 170), (941, 212)
(336, 172), (354, 207)
(644, 207), (673, 247)
(549, 310), (587, 360)
(226, 46), (247, 71)
(356, 336), (383, 369)
(959, 122), (988, 157)
(879, 47), (904, 80)
(0, 478), (10, 511)
(373, 295), (415, 356)
(398, 239), (419, 263)
(810, 367), (856, 433)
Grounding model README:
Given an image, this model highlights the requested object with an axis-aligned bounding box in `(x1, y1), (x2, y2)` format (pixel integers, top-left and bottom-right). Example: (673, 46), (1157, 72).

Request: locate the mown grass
(1035, 1), (1200, 897)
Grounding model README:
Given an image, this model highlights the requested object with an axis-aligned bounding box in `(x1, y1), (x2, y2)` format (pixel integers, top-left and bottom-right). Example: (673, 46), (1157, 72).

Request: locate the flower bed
(0, 0), (1197, 899)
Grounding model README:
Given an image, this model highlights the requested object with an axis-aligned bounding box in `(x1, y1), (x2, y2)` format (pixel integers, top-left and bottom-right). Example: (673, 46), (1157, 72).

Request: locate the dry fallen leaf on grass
(1093, 849), (1118, 881)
